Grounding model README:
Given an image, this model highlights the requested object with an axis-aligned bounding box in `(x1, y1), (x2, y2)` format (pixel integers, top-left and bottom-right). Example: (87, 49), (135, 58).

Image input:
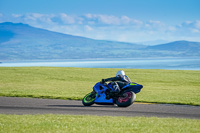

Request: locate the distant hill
(0, 22), (145, 60)
(0, 22), (199, 61)
(148, 41), (200, 51)
(146, 41), (200, 57)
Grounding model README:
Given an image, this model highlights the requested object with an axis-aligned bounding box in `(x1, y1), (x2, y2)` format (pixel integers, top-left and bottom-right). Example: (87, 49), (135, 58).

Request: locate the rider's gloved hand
(100, 79), (105, 84)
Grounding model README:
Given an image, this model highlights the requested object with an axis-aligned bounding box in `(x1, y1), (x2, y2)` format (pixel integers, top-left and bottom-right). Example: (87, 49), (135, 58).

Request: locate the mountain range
(0, 22), (200, 61)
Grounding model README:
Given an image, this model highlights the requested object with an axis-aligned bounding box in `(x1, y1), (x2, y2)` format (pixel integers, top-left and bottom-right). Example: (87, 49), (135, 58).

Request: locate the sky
(0, 0), (200, 44)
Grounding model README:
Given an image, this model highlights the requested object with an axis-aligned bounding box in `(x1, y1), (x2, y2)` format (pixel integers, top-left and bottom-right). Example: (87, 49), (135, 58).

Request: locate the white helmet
(116, 70), (125, 77)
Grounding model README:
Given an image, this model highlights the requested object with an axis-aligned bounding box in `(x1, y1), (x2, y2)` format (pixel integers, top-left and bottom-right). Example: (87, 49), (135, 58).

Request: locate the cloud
(177, 20), (200, 33)
(168, 26), (176, 31)
(194, 20), (200, 29)
(121, 16), (131, 24)
(181, 20), (200, 29)
(84, 25), (93, 31)
(59, 13), (75, 24)
(3, 13), (160, 29)
(10, 13), (55, 27)
(84, 14), (121, 25)
(84, 14), (143, 26)
(1, 13), (200, 42)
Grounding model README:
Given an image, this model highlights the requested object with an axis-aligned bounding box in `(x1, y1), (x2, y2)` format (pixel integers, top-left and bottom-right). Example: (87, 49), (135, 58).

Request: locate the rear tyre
(82, 91), (97, 106)
(116, 91), (136, 107)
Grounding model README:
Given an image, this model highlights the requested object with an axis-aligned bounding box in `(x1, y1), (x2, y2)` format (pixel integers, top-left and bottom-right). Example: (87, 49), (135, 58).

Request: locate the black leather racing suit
(102, 75), (131, 92)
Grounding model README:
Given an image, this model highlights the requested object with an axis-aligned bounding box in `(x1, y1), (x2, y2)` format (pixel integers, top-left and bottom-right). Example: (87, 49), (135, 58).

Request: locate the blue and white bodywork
(93, 82), (142, 104)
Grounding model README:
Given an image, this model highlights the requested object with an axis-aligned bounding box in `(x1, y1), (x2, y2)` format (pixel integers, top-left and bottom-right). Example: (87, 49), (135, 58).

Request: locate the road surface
(0, 97), (199, 119)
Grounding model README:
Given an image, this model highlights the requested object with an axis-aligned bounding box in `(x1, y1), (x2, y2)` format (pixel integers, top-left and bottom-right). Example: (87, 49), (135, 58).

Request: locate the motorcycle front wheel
(82, 91), (97, 106)
(116, 91), (136, 107)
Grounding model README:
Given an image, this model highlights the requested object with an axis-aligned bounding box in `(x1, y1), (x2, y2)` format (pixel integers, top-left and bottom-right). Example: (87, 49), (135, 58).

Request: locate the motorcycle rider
(100, 70), (131, 92)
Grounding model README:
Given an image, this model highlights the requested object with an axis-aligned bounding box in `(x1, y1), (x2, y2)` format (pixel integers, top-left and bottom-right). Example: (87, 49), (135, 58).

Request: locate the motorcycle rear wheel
(116, 91), (136, 107)
(82, 91), (97, 106)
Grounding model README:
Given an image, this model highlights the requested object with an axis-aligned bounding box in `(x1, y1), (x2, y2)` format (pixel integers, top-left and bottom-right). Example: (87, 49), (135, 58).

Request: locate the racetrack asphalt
(0, 97), (200, 119)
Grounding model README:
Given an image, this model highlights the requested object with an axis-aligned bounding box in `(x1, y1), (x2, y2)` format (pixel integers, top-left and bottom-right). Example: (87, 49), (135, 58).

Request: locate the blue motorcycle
(82, 82), (143, 107)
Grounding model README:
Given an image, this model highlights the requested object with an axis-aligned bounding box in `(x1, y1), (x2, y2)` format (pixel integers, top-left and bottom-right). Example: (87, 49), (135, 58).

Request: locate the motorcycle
(82, 81), (143, 107)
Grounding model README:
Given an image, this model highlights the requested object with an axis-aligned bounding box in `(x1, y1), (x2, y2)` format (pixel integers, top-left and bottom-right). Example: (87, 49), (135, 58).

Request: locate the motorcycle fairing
(122, 82), (143, 94)
(93, 82), (113, 104)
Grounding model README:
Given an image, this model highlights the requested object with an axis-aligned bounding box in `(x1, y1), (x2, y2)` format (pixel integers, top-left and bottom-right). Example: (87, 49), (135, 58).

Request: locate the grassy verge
(0, 114), (199, 133)
(0, 67), (200, 105)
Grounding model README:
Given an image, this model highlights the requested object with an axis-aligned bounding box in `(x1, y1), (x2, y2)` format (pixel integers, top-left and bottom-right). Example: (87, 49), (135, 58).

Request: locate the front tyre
(82, 91), (97, 106)
(116, 91), (136, 107)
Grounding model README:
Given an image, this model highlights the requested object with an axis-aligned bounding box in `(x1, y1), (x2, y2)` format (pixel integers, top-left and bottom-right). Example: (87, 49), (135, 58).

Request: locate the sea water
(0, 58), (199, 70)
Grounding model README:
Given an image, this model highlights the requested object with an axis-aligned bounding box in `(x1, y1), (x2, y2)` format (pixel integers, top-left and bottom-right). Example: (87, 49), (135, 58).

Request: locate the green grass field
(0, 67), (200, 132)
(0, 114), (199, 133)
(0, 67), (200, 105)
